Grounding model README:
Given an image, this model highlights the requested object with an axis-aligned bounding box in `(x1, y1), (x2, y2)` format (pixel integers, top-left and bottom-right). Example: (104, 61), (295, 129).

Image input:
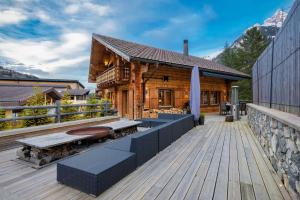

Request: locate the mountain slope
(0, 65), (38, 79)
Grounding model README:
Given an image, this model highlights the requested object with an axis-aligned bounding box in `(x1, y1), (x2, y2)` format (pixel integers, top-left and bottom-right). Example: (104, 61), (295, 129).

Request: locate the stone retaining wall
(247, 104), (300, 198)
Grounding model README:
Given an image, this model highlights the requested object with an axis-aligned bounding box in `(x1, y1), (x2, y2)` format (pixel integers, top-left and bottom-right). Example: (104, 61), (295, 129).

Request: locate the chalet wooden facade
(88, 34), (250, 119)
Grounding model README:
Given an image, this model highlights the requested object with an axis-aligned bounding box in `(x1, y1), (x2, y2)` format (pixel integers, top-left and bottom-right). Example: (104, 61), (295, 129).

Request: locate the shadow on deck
(0, 116), (292, 200)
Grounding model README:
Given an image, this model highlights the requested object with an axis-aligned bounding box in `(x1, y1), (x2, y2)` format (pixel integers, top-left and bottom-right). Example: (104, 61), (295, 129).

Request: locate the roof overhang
(202, 71), (249, 80)
(131, 56), (251, 80)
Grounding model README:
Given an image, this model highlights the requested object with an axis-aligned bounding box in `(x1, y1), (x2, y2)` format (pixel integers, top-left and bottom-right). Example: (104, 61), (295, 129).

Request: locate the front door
(122, 90), (128, 117)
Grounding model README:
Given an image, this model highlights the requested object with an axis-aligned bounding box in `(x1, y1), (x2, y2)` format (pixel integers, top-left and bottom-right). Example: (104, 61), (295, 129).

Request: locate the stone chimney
(183, 39), (189, 56)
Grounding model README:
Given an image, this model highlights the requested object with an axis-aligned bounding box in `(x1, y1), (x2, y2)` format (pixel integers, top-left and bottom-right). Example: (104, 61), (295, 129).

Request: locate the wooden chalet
(88, 34), (250, 119)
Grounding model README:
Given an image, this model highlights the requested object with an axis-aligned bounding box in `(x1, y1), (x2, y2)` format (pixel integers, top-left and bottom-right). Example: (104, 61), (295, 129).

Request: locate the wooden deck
(0, 118), (292, 200)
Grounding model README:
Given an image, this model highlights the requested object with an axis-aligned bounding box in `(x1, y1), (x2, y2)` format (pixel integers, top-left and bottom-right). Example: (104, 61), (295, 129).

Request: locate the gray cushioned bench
(57, 147), (136, 196)
(137, 118), (172, 128)
(57, 114), (194, 196)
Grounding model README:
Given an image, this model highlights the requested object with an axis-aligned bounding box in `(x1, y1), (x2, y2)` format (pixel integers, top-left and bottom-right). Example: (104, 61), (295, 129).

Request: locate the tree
(0, 109), (7, 130)
(84, 94), (99, 119)
(99, 98), (112, 116)
(23, 87), (52, 127)
(60, 91), (78, 122)
(219, 27), (269, 100)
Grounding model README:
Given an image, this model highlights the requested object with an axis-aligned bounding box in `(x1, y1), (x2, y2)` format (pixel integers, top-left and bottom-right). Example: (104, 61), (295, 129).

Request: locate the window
(201, 91), (209, 105)
(210, 91), (220, 105)
(122, 66), (130, 80)
(158, 89), (174, 107)
(201, 91), (220, 106)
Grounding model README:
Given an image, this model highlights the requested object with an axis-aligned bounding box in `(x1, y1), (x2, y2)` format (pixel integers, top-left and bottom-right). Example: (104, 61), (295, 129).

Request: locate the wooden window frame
(158, 88), (174, 108)
(201, 90), (221, 107)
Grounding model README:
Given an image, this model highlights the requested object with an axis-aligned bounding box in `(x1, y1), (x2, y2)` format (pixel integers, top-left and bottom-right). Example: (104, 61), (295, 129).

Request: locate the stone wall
(247, 104), (300, 198)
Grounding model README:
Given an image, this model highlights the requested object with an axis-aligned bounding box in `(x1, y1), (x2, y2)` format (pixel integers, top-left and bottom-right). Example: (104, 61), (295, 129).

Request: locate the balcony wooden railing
(96, 66), (130, 85)
(96, 67), (116, 84)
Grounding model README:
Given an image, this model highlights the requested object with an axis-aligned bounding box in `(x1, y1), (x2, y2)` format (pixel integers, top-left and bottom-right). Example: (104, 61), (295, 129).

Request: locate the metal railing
(0, 101), (114, 123)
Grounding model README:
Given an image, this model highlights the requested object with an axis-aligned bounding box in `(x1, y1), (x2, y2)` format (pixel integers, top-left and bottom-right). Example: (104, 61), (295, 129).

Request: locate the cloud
(194, 48), (223, 60)
(0, 32), (90, 73)
(0, 9), (28, 26)
(141, 4), (217, 50)
(64, 1), (111, 16)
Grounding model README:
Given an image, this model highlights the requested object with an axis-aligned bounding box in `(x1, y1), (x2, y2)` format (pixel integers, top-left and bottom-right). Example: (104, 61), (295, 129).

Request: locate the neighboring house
(60, 89), (90, 103)
(88, 34), (251, 119)
(0, 84), (62, 118)
(0, 77), (90, 104)
(0, 77), (85, 91)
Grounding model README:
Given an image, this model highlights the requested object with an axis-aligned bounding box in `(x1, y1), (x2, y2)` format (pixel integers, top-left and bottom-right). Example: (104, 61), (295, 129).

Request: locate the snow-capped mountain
(214, 9), (288, 61)
(263, 9), (287, 28)
(231, 10), (287, 49)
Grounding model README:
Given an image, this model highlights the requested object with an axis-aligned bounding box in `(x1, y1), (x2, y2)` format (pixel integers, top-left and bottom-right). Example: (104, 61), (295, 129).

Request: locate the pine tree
(23, 87), (52, 127)
(60, 91), (78, 122)
(219, 27), (269, 100)
(84, 94), (99, 119)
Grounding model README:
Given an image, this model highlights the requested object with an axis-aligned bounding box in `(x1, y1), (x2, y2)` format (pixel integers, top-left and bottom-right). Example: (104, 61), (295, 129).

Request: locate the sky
(0, 0), (294, 89)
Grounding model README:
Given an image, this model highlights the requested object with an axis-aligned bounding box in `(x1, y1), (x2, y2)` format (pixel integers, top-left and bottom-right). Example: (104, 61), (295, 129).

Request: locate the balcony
(96, 66), (130, 87)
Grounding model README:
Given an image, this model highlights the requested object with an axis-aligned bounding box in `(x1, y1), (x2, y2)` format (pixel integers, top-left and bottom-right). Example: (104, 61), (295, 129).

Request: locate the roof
(0, 85), (62, 106)
(61, 89), (90, 96)
(92, 34), (251, 79)
(0, 77), (85, 89)
(0, 83), (69, 89)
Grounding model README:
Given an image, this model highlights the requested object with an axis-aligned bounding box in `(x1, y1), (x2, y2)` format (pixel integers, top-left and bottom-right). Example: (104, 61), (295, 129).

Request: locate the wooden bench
(16, 120), (141, 166)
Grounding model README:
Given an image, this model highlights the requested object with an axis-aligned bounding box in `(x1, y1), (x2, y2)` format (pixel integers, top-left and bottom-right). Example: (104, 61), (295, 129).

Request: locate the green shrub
(22, 87), (52, 127)
(99, 98), (112, 116)
(0, 109), (7, 130)
(60, 91), (79, 122)
(84, 94), (99, 119)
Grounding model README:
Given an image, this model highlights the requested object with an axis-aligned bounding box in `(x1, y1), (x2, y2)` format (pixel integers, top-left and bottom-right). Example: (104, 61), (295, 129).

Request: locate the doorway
(122, 90), (129, 117)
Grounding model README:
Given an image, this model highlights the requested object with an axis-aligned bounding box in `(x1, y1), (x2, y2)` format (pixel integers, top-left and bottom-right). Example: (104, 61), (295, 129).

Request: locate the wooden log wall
(252, 0), (300, 116)
(143, 65), (230, 113)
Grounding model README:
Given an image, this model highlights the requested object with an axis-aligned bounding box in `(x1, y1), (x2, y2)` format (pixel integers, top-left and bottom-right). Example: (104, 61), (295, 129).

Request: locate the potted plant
(198, 113), (205, 125)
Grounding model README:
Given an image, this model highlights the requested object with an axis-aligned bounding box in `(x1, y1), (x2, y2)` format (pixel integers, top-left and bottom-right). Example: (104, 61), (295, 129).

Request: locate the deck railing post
(55, 100), (61, 123)
(104, 102), (109, 116)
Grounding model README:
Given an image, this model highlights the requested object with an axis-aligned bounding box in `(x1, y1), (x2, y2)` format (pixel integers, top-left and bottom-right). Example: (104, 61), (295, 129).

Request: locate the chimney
(183, 39), (189, 56)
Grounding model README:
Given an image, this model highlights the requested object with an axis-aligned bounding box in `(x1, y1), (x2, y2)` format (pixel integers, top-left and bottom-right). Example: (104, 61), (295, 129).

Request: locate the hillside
(0, 66), (38, 79)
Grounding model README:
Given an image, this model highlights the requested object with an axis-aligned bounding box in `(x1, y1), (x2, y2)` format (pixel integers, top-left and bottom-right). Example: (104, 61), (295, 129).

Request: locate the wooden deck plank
(168, 122), (222, 200)
(237, 122), (270, 200)
(198, 123), (226, 200)
(241, 122), (288, 200)
(234, 123), (256, 200)
(228, 123), (241, 200)
(184, 122), (224, 200)
(243, 122), (292, 200)
(213, 123), (231, 200)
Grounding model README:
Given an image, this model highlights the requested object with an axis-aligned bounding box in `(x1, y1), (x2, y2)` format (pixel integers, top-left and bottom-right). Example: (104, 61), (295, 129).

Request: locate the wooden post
(104, 101), (108, 116)
(269, 39), (275, 108)
(55, 100), (61, 123)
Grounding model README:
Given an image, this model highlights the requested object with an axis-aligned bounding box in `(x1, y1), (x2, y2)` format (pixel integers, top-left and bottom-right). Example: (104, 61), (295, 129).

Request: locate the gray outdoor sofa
(57, 114), (194, 196)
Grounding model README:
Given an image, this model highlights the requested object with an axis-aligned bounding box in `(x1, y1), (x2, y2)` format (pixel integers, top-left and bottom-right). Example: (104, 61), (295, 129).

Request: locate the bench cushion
(136, 118), (171, 128)
(181, 115), (194, 133)
(103, 136), (132, 152)
(158, 113), (185, 120)
(157, 123), (173, 151)
(57, 147), (136, 196)
(130, 128), (159, 166)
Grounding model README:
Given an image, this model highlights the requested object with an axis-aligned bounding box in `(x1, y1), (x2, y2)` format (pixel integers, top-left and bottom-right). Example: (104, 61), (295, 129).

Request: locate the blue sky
(0, 0), (294, 88)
